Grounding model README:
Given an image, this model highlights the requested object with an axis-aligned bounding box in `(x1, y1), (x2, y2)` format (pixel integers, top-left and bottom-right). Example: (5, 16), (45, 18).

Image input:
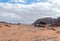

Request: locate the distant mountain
(33, 17), (57, 25)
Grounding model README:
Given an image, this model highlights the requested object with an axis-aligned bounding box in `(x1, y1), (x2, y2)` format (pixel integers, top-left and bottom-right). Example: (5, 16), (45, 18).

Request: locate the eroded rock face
(33, 17), (60, 27)
(33, 18), (57, 25)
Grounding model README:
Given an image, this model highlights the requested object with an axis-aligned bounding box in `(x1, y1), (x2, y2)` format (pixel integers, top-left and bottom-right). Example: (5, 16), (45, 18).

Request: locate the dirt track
(0, 23), (60, 41)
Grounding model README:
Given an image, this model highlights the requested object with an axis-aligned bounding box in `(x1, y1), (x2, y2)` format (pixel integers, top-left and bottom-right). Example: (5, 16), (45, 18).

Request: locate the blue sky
(0, 0), (48, 4)
(0, 0), (47, 2)
(0, 0), (60, 24)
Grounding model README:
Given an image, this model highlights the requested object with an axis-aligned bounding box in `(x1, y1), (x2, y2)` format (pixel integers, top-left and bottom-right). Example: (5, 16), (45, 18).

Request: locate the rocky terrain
(0, 22), (60, 41)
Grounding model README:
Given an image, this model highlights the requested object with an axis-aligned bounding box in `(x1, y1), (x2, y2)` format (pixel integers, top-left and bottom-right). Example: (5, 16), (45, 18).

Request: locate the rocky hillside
(33, 17), (57, 24)
(33, 17), (60, 27)
(51, 17), (60, 27)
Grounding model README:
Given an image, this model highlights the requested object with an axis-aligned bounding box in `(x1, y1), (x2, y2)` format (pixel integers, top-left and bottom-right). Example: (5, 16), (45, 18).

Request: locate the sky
(0, 0), (60, 24)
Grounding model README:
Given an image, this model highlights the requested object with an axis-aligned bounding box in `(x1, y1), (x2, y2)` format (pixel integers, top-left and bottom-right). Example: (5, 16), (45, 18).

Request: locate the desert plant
(8, 40), (11, 41)
(17, 23), (20, 25)
(5, 24), (11, 27)
(47, 27), (56, 31)
(0, 26), (2, 28)
(56, 31), (60, 34)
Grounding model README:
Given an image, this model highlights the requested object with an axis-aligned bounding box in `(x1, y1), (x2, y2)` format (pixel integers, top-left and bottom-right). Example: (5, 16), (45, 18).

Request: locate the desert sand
(0, 23), (60, 41)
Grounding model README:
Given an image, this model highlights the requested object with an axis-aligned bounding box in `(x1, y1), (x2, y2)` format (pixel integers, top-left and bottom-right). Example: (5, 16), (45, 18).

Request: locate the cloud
(0, 11), (22, 23)
(0, 0), (60, 24)
(11, 0), (26, 3)
(48, 0), (60, 4)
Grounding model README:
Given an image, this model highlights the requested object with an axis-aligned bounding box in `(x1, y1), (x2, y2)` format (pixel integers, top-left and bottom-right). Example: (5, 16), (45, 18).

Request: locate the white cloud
(48, 0), (60, 13)
(0, 0), (60, 24)
(48, 0), (60, 4)
(0, 11), (22, 23)
(11, 0), (26, 2)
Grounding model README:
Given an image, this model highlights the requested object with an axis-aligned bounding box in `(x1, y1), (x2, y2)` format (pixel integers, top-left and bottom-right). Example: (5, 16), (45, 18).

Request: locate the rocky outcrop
(33, 17), (57, 25)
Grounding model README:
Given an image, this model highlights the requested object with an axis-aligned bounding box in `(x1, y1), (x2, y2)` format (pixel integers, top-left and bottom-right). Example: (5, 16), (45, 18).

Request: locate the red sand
(0, 23), (60, 41)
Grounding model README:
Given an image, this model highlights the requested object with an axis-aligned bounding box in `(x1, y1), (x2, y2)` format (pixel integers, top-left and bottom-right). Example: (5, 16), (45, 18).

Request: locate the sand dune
(0, 23), (60, 41)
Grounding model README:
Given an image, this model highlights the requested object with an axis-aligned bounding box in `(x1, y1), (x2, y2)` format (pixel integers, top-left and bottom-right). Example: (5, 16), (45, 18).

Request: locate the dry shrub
(17, 23), (20, 25)
(8, 40), (11, 41)
(47, 27), (56, 31)
(5, 24), (11, 27)
(0, 26), (2, 28)
(15, 39), (19, 41)
(31, 36), (57, 41)
(56, 31), (60, 34)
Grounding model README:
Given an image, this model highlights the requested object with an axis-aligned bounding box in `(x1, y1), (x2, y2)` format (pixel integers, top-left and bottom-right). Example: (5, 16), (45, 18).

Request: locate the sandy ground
(0, 23), (60, 41)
